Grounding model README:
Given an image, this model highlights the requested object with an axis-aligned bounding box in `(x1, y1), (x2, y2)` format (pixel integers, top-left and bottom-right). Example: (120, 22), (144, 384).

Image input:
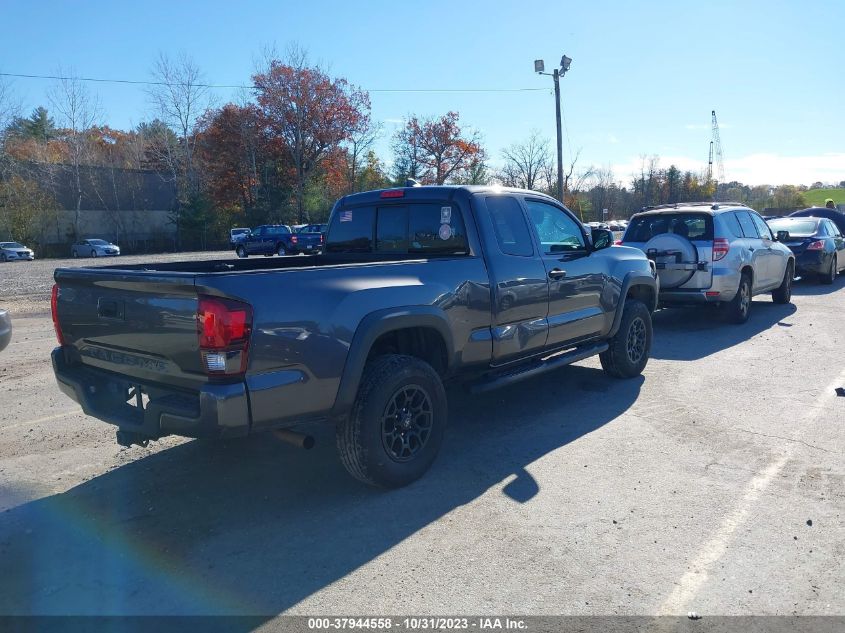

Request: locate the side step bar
(468, 342), (609, 394)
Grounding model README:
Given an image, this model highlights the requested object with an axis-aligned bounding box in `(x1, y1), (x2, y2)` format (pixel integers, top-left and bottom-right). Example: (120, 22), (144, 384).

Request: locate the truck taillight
(197, 295), (252, 376)
(51, 284), (64, 345)
(713, 238), (730, 261)
(320, 233), (324, 244)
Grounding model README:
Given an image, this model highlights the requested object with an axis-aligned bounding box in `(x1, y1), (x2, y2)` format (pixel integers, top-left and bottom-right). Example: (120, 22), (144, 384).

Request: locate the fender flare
(609, 272), (658, 338)
(331, 306), (455, 417)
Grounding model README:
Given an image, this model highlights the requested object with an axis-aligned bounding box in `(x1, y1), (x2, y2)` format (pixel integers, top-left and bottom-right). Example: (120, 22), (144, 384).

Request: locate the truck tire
(772, 261), (794, 303)
(600, 299), (652, 379)
(336, 354), (447, 488)
(725, 272), (752, 324)
(276, 243), (287, 256)
(236, 245), (247, 258)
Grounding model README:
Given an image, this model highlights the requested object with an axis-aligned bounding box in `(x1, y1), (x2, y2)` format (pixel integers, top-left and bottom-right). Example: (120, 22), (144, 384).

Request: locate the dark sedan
(767, 216), (845, 284)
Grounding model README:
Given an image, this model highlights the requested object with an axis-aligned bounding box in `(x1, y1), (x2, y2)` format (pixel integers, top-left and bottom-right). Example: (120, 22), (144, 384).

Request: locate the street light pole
(553, 68), (563, 203)
(535, 56), (572, 204)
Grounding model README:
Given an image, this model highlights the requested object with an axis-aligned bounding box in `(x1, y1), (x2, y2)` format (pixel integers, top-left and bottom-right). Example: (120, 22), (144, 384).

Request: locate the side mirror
(775, 230), (790, 242)
(591, 228), (613, 250)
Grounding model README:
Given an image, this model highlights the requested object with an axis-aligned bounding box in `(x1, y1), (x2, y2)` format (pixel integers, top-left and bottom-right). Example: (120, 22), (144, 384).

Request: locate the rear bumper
(52, 347), (250, 440)
(658, 267), (740, 304)
(794, 251), (827, 275)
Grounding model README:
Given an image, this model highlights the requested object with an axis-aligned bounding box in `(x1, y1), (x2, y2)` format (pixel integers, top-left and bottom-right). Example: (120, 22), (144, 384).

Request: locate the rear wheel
(772, 261), (794, 304)
(0, 254), (6, 262)
(236, 245), (247, 258)
(90, 249), (97, 258)
(276, 243), (287, 256)
(336, 354), (447, 488)
(71, 250), (78, 258)
(600, 299), (652, 378)
(820, 254), (836, 285)
(726, 272), (752, 323)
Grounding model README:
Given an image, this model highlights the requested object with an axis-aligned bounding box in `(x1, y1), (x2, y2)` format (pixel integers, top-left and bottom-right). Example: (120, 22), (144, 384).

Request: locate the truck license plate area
(126, 386), (150, 410)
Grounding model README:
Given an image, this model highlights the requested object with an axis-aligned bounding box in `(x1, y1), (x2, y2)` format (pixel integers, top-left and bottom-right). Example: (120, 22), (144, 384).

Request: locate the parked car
(71, 239), (120, 258)
(50, 185), (657, 487)
(229, 227), (251, 247)
(0, 309), (10, 351)
(235, 224), (323, 257)
(297, 223), (328, 235)
(0, 241), (35, 262)
(620, 202), (795, 323)
(767, 216), (845, 284)
(788, 207), (845, 235)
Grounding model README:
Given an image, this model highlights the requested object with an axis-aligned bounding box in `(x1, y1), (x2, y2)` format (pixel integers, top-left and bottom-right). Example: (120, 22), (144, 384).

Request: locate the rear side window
(735, 212), (759, 238)
(626, 213), (713, 242)
(326, 203), (468, 255)
(326, 207), (375, 252)
(486, 196), (533, 256)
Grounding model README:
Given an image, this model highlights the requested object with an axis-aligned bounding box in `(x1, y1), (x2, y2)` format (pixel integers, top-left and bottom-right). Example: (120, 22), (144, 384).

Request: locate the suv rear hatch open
(621, 212), (714, 290)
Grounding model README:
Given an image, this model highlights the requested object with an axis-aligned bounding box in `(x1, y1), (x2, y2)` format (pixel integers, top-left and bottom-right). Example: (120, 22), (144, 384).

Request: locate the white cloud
(610, 153), (845, 186)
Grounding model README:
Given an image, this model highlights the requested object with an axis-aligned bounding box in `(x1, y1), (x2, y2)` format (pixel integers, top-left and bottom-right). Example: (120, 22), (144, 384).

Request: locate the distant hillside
(803, 188), (845, 207)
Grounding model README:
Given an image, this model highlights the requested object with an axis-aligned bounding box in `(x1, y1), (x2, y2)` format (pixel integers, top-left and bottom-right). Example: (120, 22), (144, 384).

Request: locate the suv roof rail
(640, 201), (752, 212)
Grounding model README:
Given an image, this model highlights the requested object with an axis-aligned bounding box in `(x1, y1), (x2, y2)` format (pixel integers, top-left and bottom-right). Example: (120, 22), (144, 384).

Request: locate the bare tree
(346, 113), (381, 193)
(49, 68), (99, 238)
(499, 130), (551, 190)
(147, 52), (210, 198)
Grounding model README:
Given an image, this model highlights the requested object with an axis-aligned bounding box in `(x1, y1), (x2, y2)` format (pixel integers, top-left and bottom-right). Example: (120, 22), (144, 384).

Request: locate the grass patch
(803, 188), (845, 207)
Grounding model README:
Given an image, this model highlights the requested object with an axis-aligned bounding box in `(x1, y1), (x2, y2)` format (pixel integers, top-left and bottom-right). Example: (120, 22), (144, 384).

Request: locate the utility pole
(553, 69), (564, 203)
(535, 55), (572, 203)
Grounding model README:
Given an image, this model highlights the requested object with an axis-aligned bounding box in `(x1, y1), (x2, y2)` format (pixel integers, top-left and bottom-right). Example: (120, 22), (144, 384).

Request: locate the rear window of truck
(326, 203), (468, 255)
(626, 213), (713, 242)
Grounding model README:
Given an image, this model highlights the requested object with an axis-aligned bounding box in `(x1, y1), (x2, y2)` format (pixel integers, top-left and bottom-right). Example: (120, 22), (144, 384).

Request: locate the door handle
(548, 268), (567, 280)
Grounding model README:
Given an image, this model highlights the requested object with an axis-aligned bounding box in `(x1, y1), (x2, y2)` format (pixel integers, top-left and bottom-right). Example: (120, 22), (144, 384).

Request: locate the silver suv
(620, 202), (795, 323)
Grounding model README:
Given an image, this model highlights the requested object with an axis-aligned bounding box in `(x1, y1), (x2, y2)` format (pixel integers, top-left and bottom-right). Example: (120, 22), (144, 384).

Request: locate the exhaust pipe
(272, 429), (315, 450)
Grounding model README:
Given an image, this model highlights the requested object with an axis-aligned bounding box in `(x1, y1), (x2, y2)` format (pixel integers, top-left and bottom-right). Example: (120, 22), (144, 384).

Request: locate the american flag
(340, 211), (353, 222)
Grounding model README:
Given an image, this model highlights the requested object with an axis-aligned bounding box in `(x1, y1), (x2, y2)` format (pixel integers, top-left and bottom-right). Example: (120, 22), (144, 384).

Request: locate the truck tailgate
(54, 268), (205, 388)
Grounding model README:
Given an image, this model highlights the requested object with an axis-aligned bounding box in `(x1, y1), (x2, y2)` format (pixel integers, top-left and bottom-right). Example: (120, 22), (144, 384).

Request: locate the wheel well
(367, 327), (448, 376)
(626, 284), (656, 311)
(740, 265), (753, 284)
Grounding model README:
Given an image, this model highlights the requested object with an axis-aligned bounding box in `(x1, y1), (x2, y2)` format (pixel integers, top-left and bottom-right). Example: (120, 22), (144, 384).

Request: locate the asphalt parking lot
(0, 253), (843, 619)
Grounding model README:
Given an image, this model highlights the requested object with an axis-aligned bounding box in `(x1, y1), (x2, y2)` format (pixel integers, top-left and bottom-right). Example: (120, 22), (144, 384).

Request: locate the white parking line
(3, 409), (81, 431)
(657, 368), (845, 615)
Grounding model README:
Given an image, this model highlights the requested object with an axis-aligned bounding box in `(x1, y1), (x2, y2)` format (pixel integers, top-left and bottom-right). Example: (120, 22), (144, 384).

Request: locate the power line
(0, 72), (548, 93)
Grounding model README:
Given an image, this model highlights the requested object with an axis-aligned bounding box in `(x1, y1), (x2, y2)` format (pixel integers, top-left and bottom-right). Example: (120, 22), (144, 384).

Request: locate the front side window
(525, 200), (585, 254)
(750, 213), (773, 240)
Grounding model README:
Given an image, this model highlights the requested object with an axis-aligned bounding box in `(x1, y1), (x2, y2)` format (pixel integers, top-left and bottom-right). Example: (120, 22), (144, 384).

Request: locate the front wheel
(336, 354), (447, 488)
(236, 245), (247, 258)
(90, 250), (97, 258)
(772, 261), (794, 304)
(600, 299), (652, 378)
(820, 255), (836, 285)
(276, 243), (287, 256)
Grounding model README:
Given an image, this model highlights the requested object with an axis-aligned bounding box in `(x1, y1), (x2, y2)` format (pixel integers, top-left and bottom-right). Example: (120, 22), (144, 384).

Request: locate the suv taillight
(713, 238), (730, 261)
(197, 295), (252, 376)
(51, 284), (64, 345)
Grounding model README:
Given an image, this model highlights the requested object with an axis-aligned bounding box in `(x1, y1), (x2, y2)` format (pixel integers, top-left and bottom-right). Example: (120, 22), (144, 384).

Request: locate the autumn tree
(392, 112), (483, 185)
(253, 49), (368, 223)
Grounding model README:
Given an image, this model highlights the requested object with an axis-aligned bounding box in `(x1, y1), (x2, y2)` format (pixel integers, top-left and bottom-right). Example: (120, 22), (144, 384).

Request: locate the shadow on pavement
(790, 273), (845, 296)
(0, 364), (642, 619)
(650, 301), (797, 361)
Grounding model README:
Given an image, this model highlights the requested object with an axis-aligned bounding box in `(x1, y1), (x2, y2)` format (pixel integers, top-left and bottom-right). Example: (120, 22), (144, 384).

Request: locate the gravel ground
(0, 250), (235, 317)
(0, 259), (843, 619)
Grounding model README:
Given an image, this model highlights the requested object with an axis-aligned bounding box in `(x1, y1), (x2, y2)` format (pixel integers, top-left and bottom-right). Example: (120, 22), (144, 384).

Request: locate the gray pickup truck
(51, 185), (657, 487)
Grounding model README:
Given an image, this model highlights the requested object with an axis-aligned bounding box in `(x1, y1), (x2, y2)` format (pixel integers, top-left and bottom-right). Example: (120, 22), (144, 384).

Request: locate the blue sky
(2, 0), (843, 185)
